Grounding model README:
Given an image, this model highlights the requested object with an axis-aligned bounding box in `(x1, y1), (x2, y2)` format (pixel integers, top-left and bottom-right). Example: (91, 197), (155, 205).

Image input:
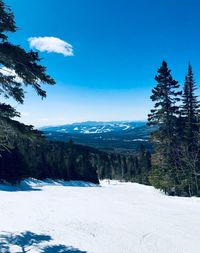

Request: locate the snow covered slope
(0, 180), (200, 253)
(40, 121), (146, 134)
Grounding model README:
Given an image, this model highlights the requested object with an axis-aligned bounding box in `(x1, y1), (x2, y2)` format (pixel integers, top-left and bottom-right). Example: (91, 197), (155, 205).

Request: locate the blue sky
(4, 0), (200, 126)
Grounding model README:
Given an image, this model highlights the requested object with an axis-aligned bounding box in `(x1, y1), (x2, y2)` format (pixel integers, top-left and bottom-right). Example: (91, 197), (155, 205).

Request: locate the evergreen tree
(178, 64), (200, 196)
(148, 61), (181, 195)
(0, 0), (55, 150)
(148, 61), (181, 132)
(0, 0), (55, 104)
(137, 144), (151, 184)
(181, 64), (200, 147)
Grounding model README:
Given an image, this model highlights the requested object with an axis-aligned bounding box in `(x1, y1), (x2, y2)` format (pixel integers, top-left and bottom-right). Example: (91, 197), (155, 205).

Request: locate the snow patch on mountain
(41, 121), (146, 134)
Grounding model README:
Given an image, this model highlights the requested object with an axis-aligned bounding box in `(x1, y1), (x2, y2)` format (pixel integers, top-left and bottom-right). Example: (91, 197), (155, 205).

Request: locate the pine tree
(148, 61), (182, 195)
(0, 0), (55, 150)
(182, 64), (199, 147)
(179, 64), (200, 196)
(148, 60), (181, 132)
(0, 0), (55, 104)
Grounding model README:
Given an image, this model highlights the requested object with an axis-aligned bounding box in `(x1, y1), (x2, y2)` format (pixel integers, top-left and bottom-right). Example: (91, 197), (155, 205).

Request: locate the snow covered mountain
(41, 121), (146, 134)
(40, 121), (155, 153)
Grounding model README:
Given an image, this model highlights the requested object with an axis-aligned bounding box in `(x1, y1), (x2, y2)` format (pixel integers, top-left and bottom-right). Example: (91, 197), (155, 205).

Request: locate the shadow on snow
(0, 184), (41, 192)
(0, 179), (99, 192)
(0, 231), (88, 253)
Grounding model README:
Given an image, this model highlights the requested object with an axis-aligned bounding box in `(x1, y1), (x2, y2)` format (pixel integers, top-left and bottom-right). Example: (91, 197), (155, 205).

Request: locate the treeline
(0, 110), (99, 184)
(0, 104), (152, 186)
(0, 106), (151, 185)
(148, 61), (200, 196)
(92, 144), (151, 184)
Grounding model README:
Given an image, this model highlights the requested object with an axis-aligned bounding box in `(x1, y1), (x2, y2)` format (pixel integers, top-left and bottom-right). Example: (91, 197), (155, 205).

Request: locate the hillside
(40, 121), (146, 134)
(0, 180), (200, 253)
(41, 121), (156, 153)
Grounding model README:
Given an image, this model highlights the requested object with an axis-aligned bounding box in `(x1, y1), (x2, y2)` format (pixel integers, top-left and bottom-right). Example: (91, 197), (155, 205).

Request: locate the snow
(0, 179), (200, 253)
(123, 125), (130, 130)
(123, 138), (148, 142)
(81, 127), (111, 134)
(56, 129), (68, 133)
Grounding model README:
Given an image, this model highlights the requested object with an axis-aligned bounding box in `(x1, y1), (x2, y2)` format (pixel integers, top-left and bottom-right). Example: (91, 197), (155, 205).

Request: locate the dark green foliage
(149, 62), (200, 196)
(181, 64), (200, 146)
(0, 0), (16, 41)
(177, 64), (200, 196)
(0, 0), (55, 153)
(0, 102), (152, 185)
(0, 103), (20, 118)
(0, 0), (55, 104)
(0, 1), (58, 184)
(0, 147), (27, 184)
(0, 42), (55, 103)
(148, 61), (182, 195)
(0, 102), (98, 184)
(0, 119), (99, 184)
(148, 60), (181, 128)
(137, 144), (151, 184)
(0, 115), (152, 185)
(91, 145), (151, 183)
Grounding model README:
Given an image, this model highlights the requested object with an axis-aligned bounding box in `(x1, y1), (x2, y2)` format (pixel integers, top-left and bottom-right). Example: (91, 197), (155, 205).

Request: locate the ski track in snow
(0, 179), (200, 253)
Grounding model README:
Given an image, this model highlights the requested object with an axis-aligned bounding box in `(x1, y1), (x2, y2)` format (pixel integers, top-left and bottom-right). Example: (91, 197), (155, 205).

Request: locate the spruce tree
(0, 0), (55, 150)
(0, 0), (55, 104)
(182, 64), (199, 147)
(148, 61), (181, 195)
(180, 64), (200, 196)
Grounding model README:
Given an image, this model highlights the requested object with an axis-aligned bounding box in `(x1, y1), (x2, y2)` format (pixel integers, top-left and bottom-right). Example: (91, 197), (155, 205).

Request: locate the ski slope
(0, 179), (200, 253)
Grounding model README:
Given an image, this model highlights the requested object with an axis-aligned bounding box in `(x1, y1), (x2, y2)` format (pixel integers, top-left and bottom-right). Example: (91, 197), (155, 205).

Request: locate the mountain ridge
(40, 120), (147, 134)
(41, 121), (155, 153)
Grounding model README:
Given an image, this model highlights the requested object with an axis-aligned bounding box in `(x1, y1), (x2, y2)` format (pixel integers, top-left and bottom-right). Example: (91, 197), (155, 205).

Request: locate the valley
(41, 121), (156, 153)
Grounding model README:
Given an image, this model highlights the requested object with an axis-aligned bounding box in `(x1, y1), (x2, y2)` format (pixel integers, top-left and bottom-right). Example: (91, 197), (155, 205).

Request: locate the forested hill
(0, 116), (97, 184)
(0, 114), (151, 185)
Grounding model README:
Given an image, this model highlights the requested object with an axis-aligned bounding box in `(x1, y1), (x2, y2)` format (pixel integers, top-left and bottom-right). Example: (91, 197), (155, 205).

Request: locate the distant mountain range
(41, 121), (156, 153)
(40, 121), (146, 134)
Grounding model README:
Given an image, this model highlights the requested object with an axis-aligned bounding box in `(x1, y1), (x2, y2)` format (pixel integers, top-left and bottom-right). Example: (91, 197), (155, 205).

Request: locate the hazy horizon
(38, 119), (147, 129)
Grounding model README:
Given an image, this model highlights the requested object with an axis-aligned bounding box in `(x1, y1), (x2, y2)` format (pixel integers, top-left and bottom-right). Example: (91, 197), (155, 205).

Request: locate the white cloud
(28, 36), (73, 56)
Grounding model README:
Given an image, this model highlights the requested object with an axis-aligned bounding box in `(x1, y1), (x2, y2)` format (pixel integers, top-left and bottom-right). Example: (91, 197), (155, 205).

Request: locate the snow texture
(0, 179), (200, 253)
